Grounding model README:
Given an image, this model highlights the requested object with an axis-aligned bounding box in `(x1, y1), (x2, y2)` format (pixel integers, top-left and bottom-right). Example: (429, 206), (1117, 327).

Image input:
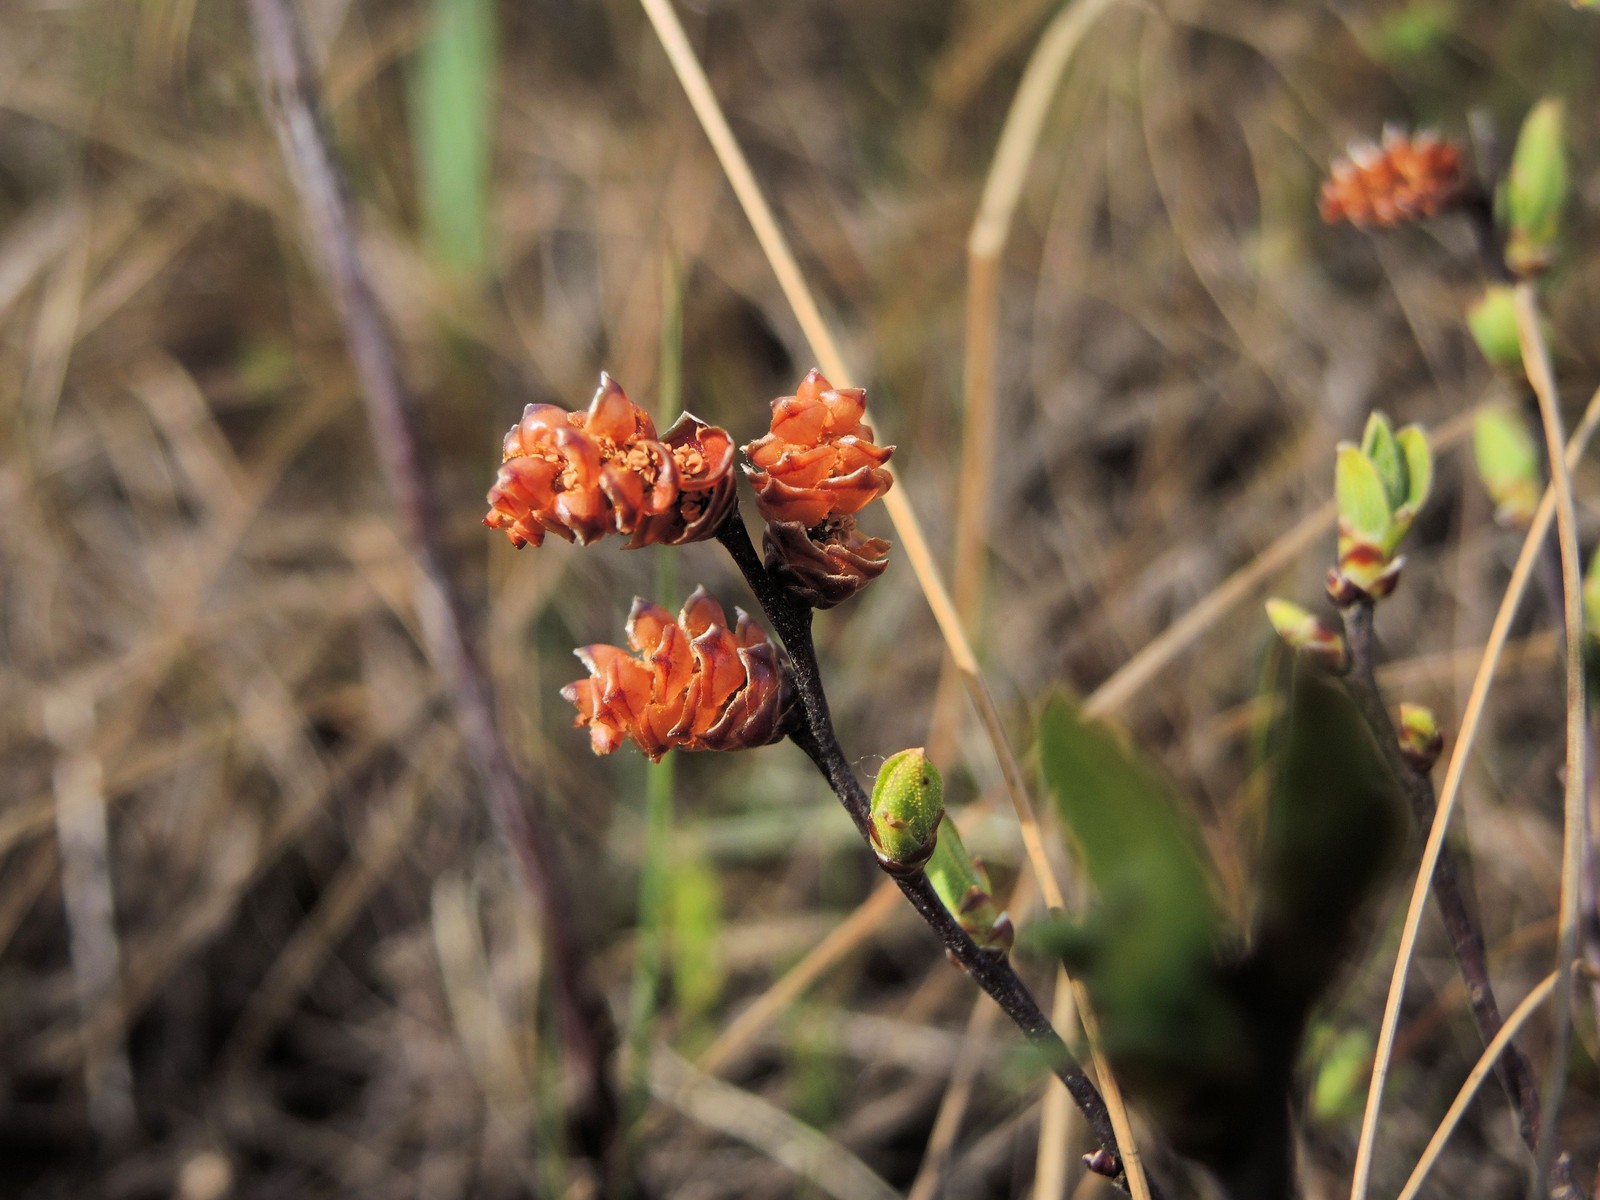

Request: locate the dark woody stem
(1339, 600), (1542, 1152)
(715, 511), (1143, 1194)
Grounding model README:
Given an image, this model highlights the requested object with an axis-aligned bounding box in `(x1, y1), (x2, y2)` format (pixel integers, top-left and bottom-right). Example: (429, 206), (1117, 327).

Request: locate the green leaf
(1252, 667), (1406, 1010)
(1468, 286), (1523, 368)
(1310, 1027), (1375, 1122)
(1335, 445), (1394, 542)
(926, 818), (1012, 953)
(1393, 425), (1432, 521)
(1473, 407), (1539, 524)
(1360, 413), (1408, 512)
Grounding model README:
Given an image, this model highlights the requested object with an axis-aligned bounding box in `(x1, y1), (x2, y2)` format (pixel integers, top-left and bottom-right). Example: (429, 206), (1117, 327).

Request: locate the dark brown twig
(1339, 600), (1542, 1152)
(243, 0), (624, 1180)
(714, 512), (1156, 1197)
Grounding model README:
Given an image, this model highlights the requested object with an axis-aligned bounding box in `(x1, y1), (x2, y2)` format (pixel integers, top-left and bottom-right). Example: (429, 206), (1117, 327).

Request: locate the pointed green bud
(1265, 598), (1349, 673)
(869, 748), (944, 875)
(1468, 285), (1524, 368)
(926, 817), (1013, 954)
(1502, 100), (1566, 276)
(1397, 703), (1443, 772)
(1473, 407), (1540, 526)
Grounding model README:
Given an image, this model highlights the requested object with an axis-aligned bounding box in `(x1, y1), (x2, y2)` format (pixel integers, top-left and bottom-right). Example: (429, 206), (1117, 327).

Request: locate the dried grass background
(4, 0), (1600, 1197)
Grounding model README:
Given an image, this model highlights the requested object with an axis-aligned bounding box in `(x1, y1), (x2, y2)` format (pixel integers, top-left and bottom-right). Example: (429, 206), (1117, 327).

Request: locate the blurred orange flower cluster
(562, 588), (794, 760)
(484, 375), (736, 549)
(1319, 128), (1465, 228)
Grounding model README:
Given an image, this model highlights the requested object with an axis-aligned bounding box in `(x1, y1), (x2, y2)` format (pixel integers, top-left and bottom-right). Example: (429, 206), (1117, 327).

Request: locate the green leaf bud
(1468, 285), (1524, 368)
(1502, 99), (1566, 276)
(1472, 407), (1540, 526)
(1264, 598), (1349, 673)
(1397, 702), (1443, 772)
(868, 748), (944, 874)
(926, 818), (1013, 954)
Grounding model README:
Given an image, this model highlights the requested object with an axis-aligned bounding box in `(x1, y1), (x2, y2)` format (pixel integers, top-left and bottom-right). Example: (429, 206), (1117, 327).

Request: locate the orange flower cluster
(1319, 128), (1465, 227)
(743, 370), (894, 529)
(562, 588), (794, 760)
(485, 375), (736, 550)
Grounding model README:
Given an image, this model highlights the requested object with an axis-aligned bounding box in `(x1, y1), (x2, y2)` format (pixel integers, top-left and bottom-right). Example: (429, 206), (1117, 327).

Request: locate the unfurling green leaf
(1360, 413), (1408, 513)
(1335, 445), (1394, 543)
(926, 819), (1013, 953)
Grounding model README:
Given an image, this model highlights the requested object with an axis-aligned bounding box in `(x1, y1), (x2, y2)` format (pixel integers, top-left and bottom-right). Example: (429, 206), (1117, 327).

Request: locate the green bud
(1331, 414), (1432, 603)
(1397, 703), (1443, 772)
(1502, 100), (1566, 276)
(1472, 407), (1540, 526)
(1468, 285), (1523, 368)
(1265, 598), (1349, 673)
(869, 748), (944, 874)
(926, 817), (1013, 954)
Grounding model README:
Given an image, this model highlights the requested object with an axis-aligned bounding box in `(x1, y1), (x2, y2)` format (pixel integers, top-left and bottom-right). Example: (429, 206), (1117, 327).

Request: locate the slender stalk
(713, 511), (1148, 1195)
(1339, 601), (1541, 1149)
(244, 0), (623, 1180)
(1513, 282), (1588, 1195)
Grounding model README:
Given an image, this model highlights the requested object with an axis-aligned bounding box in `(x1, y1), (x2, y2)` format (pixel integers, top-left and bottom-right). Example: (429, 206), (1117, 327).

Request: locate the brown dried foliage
(485, 374), (737, 549)
(562, 588), (796, 760)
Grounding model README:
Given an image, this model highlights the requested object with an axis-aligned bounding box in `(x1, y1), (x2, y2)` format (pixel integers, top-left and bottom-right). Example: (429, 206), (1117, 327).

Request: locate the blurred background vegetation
(3, 0), (1600, 1196)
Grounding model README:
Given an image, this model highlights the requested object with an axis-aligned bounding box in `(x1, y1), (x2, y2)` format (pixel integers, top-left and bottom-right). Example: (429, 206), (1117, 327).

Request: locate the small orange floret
(484, 374), (737, 550)
(560, 588), (795, 760)
(1319, 128), (1465, 228)
(743, 369), (894, 529)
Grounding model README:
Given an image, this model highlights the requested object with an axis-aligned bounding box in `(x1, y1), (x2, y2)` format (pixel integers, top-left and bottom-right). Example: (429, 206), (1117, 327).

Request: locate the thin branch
(243, 0), (623, 1179)
(1339, 600), (1541, 1149)
(713, 513), (1148, 1196)
(1348, 383), (1600, 1200)
(1395, 968), (1564, 1200)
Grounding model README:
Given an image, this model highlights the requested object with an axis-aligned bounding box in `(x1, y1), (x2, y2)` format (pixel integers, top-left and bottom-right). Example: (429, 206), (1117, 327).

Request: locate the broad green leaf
(1392, 425), (1433, 532)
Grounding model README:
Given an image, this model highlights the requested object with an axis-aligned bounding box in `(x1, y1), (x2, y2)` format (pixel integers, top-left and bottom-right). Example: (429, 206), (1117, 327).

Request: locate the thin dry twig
(1395, 967), (1565, 1200)
(243, 0), (622, 1176)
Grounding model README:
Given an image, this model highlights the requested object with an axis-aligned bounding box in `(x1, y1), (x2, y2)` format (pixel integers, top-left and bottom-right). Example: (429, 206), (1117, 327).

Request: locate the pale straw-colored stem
(1347, 383), (1600, 1200)
(932, 0), (1119, 760)
(1395, 968), (1564, 1200)
(1513, 282), (1587, 1191)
